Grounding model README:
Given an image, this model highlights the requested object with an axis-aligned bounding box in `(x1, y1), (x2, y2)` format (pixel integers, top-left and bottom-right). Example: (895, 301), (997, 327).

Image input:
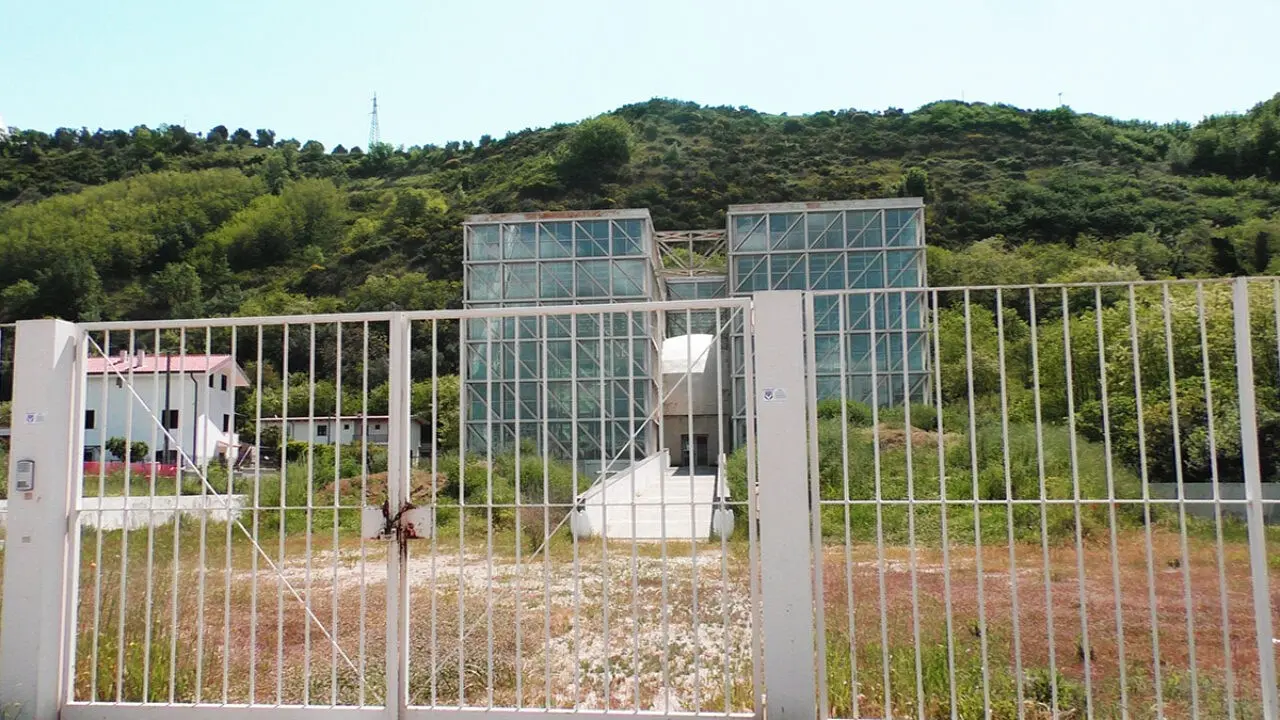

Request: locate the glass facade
(725, 202), (928, 445)
(463, 213), (661, 470)
(463, 200), (928, 464)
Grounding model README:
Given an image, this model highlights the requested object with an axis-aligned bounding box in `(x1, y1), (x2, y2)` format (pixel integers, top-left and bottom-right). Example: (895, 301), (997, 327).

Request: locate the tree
(230, 128), (252, 146)
(555, 115), (633, 190)
(898, 167), (929, 200)
(254, 129), (276, 148)
(207, 125), (229, 144)
(149, 262), (204, 317)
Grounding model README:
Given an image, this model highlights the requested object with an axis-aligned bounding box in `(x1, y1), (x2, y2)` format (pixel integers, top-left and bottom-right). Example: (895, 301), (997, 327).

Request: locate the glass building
(462, 199), (928, 467)
(461, 210), (663, 472)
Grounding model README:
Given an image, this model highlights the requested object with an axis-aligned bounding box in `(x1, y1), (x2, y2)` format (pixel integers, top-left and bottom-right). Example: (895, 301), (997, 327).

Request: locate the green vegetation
(4, 95), (1280, 334)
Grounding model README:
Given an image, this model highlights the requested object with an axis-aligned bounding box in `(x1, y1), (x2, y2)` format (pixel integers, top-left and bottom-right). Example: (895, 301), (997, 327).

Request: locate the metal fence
(804, 278), (1280, 720)
(1, 280), (1279, 720)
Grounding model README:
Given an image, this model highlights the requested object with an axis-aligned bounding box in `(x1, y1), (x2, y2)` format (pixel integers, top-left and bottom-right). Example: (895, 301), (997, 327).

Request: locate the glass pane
(846, 211), (883, 248)
(613, 259), (647, 296)
(734, 256), (768, 293)
(502, 223), (536, 259)
(468, 224), (500, 260)
(540, 262), (574, 299)
(611, 220), (642, 255)
(504, 265), (538, 300)
(846, 253), (885, 289)
(885, 209), (920, 247)
(576, 261), (612, 298)
(769, 213), (804, 250)
(539, 222), (573, 258)
(885, 249), (923, 287)
(807, 212), (844, 249)
(468, 264), (500, 301)
(732, 214), (766, 251)
(770, 253), (806, 290)
(575, 221), (610, 257)
(814, 335), (841, 373)
(808, 253), (845, 290)
(546, 341), (572, 378)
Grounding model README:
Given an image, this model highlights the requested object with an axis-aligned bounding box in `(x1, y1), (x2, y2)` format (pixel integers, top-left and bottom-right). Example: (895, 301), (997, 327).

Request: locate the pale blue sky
(3, 0), (1277, 149)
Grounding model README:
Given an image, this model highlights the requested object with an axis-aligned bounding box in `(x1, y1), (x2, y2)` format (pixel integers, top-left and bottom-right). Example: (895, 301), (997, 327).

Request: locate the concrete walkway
(574, 456), (722, 540)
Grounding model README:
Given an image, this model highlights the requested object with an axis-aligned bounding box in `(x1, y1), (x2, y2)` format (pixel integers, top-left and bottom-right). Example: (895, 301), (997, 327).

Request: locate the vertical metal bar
(331, 323), (343, 705)
(170, 329), (187, 704)
(457, 322), (468, 708)
(223, 326), (238, 704)
(195, 326), (212, 703)
(1231, 277), (1279, 720)
(114, 329), (135, 701)
(962, 291), (992, 714)
(358, 321), (370, 707)
(1127, 285), (1164, 717)
(485, 319), (496, 708)
(753, 290), (818, 720)
(802, 294), (828, 720)
(602, 311), (613, 710)
(1163, 285), (1200, 719)
(429, 320), (440, 708)
(570, 315), (584, 709)
(685, 309), (702, 713)
(869, 292), (890, 719)
(1028, 289), (1060, 719)
(143, 330), (162, 703)
(540, 315), (552, 710)
(838, 298), (859, 720)
(743, 303), (764, 715)
(714, 306), (731, 715)
(90, 330), (109, 702)
(901, 291), (925, 720)
(303, 323), (316, 705)
(629, 311), (641, 711)
(1094, 286), (1130, 719)
(513, 315), (524, 710)
(1199, 283), (1237, 720)
(250, 326), (264, 705)
(931, 290), (959, 720)
(276, 325), (288, 705)
(994, 290), (1026, 720)
(657, 308), (672, 714)
(1062, 288), (1095, 720)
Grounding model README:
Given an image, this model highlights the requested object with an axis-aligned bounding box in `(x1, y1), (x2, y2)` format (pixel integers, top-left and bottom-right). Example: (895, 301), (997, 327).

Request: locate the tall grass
(726, 415), (1148, 544)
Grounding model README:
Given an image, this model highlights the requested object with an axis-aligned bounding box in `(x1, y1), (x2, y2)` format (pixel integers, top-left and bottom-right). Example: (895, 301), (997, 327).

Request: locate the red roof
(85, 353), (249, 387)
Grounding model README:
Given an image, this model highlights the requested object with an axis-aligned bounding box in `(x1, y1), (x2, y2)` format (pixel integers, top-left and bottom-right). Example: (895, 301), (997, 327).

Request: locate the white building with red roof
(83, 350), (249, 465)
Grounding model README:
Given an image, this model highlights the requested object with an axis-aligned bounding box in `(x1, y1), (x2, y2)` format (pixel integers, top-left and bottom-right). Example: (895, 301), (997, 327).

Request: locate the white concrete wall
(83, 372), (238, 464)
(283, 419), (423, 454)
(0, 495), (247, 531)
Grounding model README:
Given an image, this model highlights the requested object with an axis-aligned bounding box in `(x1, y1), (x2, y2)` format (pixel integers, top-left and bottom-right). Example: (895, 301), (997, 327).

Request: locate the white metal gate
(2, 297), (764, 719)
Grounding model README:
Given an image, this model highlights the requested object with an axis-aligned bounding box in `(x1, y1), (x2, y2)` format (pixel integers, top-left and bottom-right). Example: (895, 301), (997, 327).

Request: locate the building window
(317, 424), (328, 437)
(85, 409), (95, 429)
(209, 374), (215, 388)
(222, 414), (230, 433)
(221, 375), (228, 391)
(84, 448), (96, 462)
(373, 423), (382, 431)
(343, 423), (351, 431)
(163, 410), (179, 429)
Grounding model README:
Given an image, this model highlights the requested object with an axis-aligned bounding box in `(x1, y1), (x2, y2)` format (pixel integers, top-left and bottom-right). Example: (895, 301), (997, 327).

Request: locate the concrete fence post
(1232, 277), (1279, 720)
(752, 291), (819, 720)
(0, 319), (84, 719)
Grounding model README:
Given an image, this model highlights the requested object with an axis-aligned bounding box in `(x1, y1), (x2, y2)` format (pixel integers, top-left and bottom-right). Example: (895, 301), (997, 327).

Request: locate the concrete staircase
(572, 452), (728, 540)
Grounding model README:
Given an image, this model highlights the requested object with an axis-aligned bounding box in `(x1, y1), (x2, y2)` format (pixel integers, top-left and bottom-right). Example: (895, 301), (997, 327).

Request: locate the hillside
(1, 95), (1279, 325)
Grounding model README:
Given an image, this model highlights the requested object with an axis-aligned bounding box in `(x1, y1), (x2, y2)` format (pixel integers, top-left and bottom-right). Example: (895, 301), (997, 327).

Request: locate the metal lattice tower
(368, 94), (379, 148)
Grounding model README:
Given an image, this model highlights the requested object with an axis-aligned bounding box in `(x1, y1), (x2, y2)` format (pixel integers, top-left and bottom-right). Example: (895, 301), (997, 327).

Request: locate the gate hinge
(362, 500), (433, 541)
